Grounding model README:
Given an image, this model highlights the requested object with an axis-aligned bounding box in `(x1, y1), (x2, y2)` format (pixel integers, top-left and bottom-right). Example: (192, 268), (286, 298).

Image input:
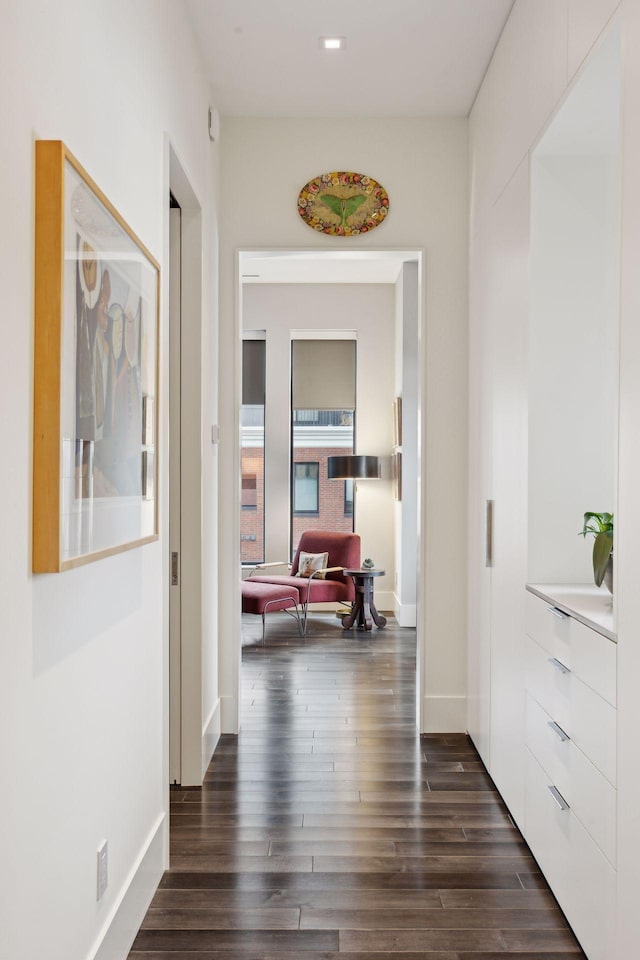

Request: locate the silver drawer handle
(548, 720), (570, 742)
(547, 605), (570, 620)
(548, 656), (571, 675)
(547, 784), (570, 811)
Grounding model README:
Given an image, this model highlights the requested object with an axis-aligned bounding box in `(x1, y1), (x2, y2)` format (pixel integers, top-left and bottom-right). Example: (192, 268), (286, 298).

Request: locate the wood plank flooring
(129, 614), (585, 958)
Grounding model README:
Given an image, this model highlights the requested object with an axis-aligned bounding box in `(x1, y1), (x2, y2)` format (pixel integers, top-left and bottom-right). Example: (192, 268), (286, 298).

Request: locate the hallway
(129, 616), (583, 957)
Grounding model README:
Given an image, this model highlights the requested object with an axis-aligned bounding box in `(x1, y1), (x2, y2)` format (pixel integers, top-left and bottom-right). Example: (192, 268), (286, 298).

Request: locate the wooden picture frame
(33, 141), (160, 572)
(392, 451), (402, 502)
(393, 396), (403, 449)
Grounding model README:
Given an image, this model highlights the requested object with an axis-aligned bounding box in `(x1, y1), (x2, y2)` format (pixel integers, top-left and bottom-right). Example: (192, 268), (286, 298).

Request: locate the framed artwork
(393, 396), (403, 449)
(142, 395), (154, 446)
(392, 452), (402, 502)
(33, 141), (159, 572)
(297, 172), (390, 236)
(142, 451), (155, 501)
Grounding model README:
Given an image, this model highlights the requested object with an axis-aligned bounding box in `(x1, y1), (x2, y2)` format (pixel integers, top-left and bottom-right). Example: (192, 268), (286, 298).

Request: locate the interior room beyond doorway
(236, 249), (424, 720)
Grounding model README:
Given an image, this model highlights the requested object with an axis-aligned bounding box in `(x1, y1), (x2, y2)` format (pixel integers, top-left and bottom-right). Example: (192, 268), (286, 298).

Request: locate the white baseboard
(89, 812), (166, 960)
(202, 698), (221, 777)
(220, 694), (238, 734)
(374, 590), (395, 613)
(422, 695), (467, 733)
(392, 595), (417, 627)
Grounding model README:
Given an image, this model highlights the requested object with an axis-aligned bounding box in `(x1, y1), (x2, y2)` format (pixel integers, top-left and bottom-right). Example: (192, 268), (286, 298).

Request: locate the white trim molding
(202, 698), (221, 778)
(422, 695), (467, 733)
(393, 595), (417, 627)
(220, 694), (239, 735)
(90, 813), (166, 960)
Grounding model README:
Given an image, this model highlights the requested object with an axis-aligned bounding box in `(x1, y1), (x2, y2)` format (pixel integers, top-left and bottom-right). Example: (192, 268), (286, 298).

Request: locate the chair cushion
(291, 531), (361, 602)
(247, 574), (351, 604)
(241, 580), (301, 615)
(296, 550), (329, 579)
(293, 531), (360, 573)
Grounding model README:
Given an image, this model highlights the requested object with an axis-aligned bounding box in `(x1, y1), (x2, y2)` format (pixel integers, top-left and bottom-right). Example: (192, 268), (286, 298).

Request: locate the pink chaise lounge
(246, 530), (361, 634)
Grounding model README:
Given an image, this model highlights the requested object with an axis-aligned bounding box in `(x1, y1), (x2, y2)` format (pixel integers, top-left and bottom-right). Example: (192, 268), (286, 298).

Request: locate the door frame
(168, 201), (182, 784)
(165, 141), (205, 787)
(219, 247), (426, 734)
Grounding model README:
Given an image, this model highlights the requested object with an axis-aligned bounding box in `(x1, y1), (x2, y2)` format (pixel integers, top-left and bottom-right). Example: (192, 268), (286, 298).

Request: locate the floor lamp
(327, 454), (382, 541)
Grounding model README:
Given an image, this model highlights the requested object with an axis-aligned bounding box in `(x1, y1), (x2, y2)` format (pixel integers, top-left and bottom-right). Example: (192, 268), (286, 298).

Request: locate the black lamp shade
(327, 455), (381, 480)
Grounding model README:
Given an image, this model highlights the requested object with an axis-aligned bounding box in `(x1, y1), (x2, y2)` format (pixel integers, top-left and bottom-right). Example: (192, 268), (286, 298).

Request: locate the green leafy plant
(580, 512), (613, 587)
(320, 193), (366, 228)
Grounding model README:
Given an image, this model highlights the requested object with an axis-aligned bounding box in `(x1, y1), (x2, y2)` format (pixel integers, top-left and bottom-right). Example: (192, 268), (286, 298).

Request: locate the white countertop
(526, 583), (616, 642)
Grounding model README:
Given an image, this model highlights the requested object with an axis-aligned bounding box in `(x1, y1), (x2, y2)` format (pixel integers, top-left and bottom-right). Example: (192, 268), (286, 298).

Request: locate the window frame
(344, 478), (354, 517)
(241, 473), (258, 510)
(240, 333), (266, 565)
(292, 461), (320, 516)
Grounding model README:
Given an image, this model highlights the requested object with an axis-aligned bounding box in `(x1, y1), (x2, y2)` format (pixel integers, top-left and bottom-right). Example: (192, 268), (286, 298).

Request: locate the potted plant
(580, 512), (613, 592)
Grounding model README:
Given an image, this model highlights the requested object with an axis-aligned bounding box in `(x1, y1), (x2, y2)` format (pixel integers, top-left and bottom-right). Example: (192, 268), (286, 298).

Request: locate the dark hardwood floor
(129, 614), (584, 958)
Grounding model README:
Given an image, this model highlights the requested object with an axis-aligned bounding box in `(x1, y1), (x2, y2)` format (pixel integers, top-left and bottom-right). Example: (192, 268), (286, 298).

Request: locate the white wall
(219, 118), (469, 733)
(528, 154), (619, 583)
(243, 283), (396, 605)
(527, 25), (620, 585)
(0, 3), (218, 958)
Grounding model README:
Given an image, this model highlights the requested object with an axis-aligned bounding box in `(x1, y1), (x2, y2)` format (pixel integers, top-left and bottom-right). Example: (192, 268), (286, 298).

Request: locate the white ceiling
(186, 0), (514, 118)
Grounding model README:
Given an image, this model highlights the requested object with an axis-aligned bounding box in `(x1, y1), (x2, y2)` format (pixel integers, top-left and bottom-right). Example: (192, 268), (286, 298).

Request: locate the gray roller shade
(292, 339), (356, 411)
(242, 339), (266, 405)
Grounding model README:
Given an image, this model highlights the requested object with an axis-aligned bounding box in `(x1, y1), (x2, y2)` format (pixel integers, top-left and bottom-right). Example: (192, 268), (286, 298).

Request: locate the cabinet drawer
(525, 693), (616, 864)
(525, 592), (616, 706)
(525, 635), (616, 785)
(524, 749), (616, 960)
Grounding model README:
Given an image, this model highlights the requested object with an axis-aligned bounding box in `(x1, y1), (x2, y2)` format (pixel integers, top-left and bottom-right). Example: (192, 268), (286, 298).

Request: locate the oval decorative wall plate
(297, 172), (390, 236)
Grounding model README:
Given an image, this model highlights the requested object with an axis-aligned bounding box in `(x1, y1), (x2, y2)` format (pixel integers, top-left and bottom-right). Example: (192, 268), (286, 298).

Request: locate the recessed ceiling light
(320, 37), (345, 50)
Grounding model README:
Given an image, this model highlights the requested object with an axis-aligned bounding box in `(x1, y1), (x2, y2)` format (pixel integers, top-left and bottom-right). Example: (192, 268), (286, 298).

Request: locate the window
(241, 337), (265, 563)
(290, 409), (354, 556)
(293, 462), (319, 514)
(290, 340), (356, 556)
(344, 478), (354, 517)
(241, 474), (257, 509)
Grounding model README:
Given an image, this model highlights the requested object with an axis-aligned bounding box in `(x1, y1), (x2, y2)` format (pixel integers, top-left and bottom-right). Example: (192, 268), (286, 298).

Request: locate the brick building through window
(240, 409), (355, 563)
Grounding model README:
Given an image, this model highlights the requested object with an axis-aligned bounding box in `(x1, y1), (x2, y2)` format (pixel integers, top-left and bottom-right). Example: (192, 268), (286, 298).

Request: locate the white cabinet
(525, 590), (616, 703)
(525, 692), (616, 865)
(524, 633), (616, 786)
(467, 11), (629, 960)
(520, 32), (620, 957)
(524, 587), (617, 959)
(524, 748), (616, 960)
(466, 159), (529, 827)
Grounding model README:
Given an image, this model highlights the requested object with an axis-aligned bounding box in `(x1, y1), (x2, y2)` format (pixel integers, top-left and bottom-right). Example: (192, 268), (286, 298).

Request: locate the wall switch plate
(97, 840), (108, 900)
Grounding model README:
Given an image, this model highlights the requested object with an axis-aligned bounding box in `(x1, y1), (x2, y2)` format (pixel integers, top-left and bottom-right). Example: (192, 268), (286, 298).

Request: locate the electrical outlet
(97, 840), (108, 900)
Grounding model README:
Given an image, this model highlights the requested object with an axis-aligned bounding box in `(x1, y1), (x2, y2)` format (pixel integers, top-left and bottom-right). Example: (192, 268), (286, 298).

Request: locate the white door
(467, 220), (493, 767)
(487, 160), (528, 828)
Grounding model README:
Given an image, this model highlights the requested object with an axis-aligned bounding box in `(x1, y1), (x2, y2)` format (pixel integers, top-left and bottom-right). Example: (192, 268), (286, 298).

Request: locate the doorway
(224, 248), (425, 732)
(167, 147), (206, 787)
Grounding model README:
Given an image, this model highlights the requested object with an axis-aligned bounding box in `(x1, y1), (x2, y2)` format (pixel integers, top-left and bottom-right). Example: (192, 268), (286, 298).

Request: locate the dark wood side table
(341, 568), (387, 631)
